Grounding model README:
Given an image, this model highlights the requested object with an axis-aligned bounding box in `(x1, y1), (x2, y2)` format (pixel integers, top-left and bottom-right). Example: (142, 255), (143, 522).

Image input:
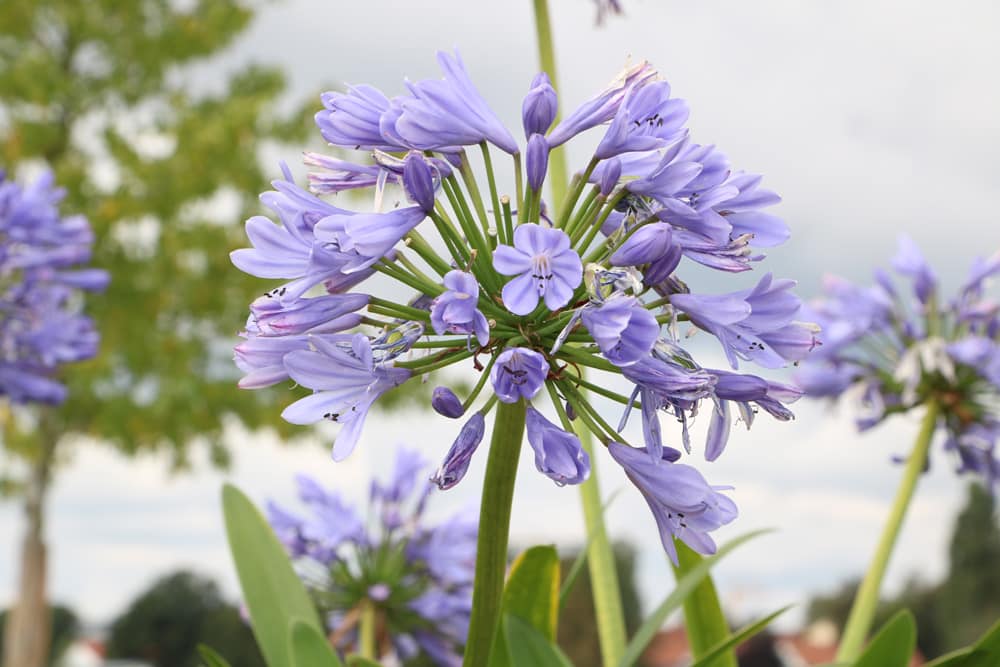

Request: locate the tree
(558, 542), (642, 667)
(106, 570), (265, 667)
(936, 483), (1000, 651)
(0, 605), (79, 667)
(0, 3), (314, 665)
(806, 482), (1000, 659)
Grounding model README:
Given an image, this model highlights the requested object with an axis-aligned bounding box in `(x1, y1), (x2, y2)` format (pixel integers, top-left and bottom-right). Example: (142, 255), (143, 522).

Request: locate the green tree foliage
(0, 3), (315, 665)
(106, 570), (265, 667)
(558, 542), (642, 667)
(937, 483), (1000, 650)
(0, 605), (80, 666)
(0, 0), (313, 468)
(806, 483), (1000, 659)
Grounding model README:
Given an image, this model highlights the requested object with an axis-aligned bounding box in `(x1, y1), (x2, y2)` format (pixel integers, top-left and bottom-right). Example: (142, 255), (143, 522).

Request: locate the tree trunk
(2, 437), (55, 667)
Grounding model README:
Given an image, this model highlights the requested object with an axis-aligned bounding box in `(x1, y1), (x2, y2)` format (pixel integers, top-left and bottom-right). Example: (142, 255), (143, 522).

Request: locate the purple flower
(609, 222), (674, 267)
(490, 347), (548, 403)
(431, 412), (486, 490)
(0, 170), (107, 404)
(315, 205), (426, 273)
(233, 51), (812, 558)
(268, 450), (476, 663)
(431, 386), (466, 418)
(281, 334), (412, 460)
(893, 235), (938, 304)
(672, 273), (816, 369)
(234, 329), (311, 389)
(620, 352), (717, 458)
(430, 270), (490, 346)
(249, 292), (368, 336)
(594, 81), (688, 159)
(315, 85), (406, 152)
(396, 51), (519, 154)
(402, 151), (438, 213)
(704, 370), (801, 460)
(230, 176), (353, 301)
(522, 73), (558, 137)
(608, 441), (737, 564)
(580, 295), (659, 366)
(525, 133), (549, 192)
(548, 61), (657, 148)
(304, 152), (383, 194)
(525, 406), (590, 485)
(492, 223), (583, 315)
(797, 236), (1000, 487)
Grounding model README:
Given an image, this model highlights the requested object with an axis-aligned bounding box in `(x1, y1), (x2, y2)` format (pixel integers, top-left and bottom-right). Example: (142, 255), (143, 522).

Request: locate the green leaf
(618, 530), (769, 667)
(197, 644), (234, 667)
(345, 657), (383, 667)
(854, 610), (916, 667)
(503, 545), (561, 639)
(925, 618), (1000, 667)
(673, 540), (736, 667)
(489, 545), (562, 667)
(289, 619), (343, 667)
(503, 613), (574, 667)
(222, 483), (323, 667)
(689, 606), (793, 667)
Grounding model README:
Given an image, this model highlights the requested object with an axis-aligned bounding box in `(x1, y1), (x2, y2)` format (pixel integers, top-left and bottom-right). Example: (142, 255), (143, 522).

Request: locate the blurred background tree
(106, 570), (264, 667)
(0, 605), (79, 667)
(558, 541), (642, 667)
(805, 482), (1000, 659)
(0, 2), (317, 665)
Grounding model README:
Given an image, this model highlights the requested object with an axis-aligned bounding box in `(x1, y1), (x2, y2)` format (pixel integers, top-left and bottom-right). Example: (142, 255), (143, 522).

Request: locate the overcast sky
(2, 0), (1000, 633)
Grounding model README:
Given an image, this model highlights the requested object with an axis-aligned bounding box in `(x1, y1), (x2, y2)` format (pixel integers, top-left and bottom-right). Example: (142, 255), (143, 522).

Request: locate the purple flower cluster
(796, 237), (1000, 488)
(0, 170), (108, 404)
(232, 52), (813, 562)
(268, 448), (475, 665)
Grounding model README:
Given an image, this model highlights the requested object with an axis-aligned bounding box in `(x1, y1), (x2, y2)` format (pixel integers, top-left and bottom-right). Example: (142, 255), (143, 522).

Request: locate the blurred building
(640, 620), (925, 667)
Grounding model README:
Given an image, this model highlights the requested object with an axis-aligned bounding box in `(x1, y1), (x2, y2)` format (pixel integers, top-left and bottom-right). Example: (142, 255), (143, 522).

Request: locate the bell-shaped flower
(522, 73), (558, 137)
(672, 273), (815, 369)
(594, 81), (689, 159)
(315, 205), (426, 274)
(525, 133), (549, 192)
(431, 412), (486, 490)
(250, 292), (369, 336)
(609, 222), (674, 267)
(608, 441), (737, 564)
(548, 61), (657, 147)
(315, 84), (408, 152)
(431, 386), (466, 418)
(490, 347), (548, 403)
(281, 333), (411, 460)
(395, 51), (519, 154)
(430, 270), (490, 346)
(231, 174), (354, 301)
(525, 406), (590, 485)
(893, 235), (938, 304)
(492, 223), (583, 315)
(581, 294), (659, 367)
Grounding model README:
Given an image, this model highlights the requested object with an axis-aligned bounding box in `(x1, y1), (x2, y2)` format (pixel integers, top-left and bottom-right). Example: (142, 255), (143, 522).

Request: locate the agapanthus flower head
(267, 448), (476, 663)
(0, 169), (108, 404)
(796, 236), (1000, 488)
(232, 51), (810, 557)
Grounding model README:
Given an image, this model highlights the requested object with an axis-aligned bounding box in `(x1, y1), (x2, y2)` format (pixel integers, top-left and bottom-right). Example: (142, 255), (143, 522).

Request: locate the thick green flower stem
(359, 599), (377, 660)
(462, 399), (528, 667)
(836, 400), (941, 662)
(576, 424), (629, 667)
